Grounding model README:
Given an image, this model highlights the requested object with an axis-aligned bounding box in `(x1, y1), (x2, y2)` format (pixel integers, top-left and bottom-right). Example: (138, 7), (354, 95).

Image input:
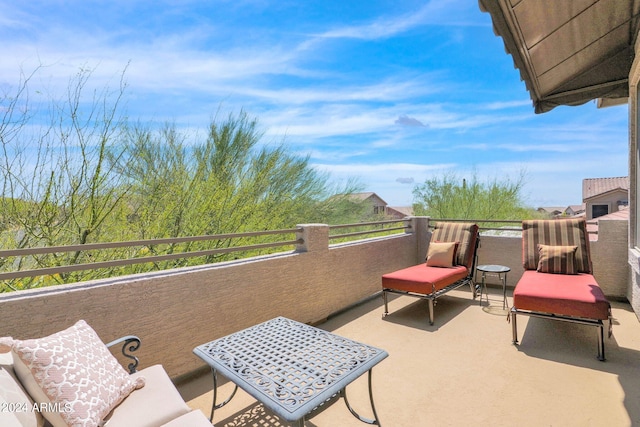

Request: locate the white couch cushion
(0, 353), (44, 427)
(160, 410), (211, 427)
(0, 320), (145, 427)
(103, 365), (190, 427)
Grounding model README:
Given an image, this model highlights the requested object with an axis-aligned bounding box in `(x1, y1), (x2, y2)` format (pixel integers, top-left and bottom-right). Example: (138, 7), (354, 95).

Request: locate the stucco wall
(475, 235), (523, 288)
(627, 35), (640, 320)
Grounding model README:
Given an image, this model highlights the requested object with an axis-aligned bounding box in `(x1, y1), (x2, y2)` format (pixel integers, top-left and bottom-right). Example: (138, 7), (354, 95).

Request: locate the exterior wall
(628, 35), (640, 319)
(0, 217), (629, 380)
(586, 189), (629, 219)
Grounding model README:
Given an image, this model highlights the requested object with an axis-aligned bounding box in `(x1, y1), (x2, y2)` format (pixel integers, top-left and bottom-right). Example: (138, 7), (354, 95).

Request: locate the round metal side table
(477, 264), (511, 311)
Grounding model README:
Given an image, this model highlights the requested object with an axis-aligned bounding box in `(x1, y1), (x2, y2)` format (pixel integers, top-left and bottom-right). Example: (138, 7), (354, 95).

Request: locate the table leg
(210, 368), (217, 421)
(479, 271), (486, 306)
(209, 367), (239, 422)
(342, 369), (382, 426)
(502, 272), (508, 310)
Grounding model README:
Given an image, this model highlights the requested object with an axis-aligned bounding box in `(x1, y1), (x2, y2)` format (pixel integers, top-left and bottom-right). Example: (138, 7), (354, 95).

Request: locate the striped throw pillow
(537, 244), (578, 275)
(522, 219), (592, 273)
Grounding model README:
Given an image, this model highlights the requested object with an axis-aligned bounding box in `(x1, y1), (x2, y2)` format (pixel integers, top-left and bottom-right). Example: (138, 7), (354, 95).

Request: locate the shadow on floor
(515, 302), (640, 425)
(213, 401), (319, 427)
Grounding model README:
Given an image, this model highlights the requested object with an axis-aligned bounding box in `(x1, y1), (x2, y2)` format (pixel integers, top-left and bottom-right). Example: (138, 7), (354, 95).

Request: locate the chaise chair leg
(382, 290), (389, 317)
(511, 309), (518, 345)
(427, 299), (434, 325)
(597, 324), (605, 361)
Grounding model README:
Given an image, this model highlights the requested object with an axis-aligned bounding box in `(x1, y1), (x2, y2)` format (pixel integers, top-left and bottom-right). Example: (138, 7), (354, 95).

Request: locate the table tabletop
(476, 264), (511, 273)
(193, 317), (388, 422)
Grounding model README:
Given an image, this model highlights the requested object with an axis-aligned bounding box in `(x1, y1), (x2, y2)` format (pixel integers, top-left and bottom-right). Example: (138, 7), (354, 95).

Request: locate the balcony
(0, 217), (637, 426)
(178, 293), (640, 426)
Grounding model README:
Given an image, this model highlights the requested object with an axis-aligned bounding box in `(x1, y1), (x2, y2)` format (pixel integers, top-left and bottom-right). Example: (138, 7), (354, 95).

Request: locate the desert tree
(412, 171), (538, 220)
(0, 65), (131, 287)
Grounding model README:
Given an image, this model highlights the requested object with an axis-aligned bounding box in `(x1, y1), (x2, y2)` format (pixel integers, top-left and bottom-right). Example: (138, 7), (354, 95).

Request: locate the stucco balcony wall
(474, 234), (523, 288)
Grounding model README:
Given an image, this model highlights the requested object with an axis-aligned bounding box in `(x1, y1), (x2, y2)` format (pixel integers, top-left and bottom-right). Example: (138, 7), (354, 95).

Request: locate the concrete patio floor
(177, 287), (640, 427)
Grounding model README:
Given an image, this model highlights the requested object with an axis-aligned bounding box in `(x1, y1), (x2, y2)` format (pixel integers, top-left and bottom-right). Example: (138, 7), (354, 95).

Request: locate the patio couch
(0, 320), (211, 427)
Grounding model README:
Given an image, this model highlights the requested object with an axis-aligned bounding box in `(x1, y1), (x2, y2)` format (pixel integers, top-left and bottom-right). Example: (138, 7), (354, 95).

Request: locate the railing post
(409, 216), (431, 264)
(295, 224), (329, 253)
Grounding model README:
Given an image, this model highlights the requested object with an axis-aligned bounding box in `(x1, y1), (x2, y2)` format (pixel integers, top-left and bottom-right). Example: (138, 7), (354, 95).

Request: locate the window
(592, 204), (609, 219)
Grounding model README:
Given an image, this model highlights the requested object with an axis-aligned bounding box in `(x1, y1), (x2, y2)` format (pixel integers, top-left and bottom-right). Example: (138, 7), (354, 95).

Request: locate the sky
(0, 0), (630, 208)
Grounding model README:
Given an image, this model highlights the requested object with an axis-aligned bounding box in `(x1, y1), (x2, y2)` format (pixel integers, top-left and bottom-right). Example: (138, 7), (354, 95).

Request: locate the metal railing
(0, 216), (598, 288)
(329, 219), (411, 241)
(430, 218), (598, 236)
(0, 228), (303, 282)
(425, 218), (522, 232)
(0, 219), (414, 288)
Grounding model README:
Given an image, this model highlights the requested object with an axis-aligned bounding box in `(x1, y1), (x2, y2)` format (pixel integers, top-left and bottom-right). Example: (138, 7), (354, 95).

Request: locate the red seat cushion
(382, 264), (469, 294)
(513, 270), (610, 320)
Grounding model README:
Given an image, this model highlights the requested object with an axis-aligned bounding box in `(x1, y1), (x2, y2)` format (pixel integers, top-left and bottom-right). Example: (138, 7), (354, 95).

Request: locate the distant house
(348, 192), (388, 215)
(537, 207), (565, 217)
(536, 204), (586, 218)
(565, 204), (586, 217)
(582, 177), (629, 220)
(346, 192), (413, 219)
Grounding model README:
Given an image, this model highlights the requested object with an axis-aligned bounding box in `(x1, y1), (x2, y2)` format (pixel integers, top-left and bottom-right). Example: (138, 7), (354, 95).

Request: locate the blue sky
(0, 0), (629, 208)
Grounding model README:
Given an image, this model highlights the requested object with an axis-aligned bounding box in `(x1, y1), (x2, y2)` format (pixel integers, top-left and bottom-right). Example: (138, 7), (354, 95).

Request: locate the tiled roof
(386, 206), (413, 217)
(586, 206), (628, 240)
(596, 205), (629, 221)
(347, 192), (388, 205)
(537, 207), (565, 214)
(582, 177), (629, 200)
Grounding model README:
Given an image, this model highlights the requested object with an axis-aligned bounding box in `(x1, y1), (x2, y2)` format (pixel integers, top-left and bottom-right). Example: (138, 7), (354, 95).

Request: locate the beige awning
(479, 0), (640, 113)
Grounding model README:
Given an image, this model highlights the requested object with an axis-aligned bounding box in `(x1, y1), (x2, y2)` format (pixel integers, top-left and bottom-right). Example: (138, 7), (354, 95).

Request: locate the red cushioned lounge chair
(510, 219), (612, 361)
(382, 222), (480, 325)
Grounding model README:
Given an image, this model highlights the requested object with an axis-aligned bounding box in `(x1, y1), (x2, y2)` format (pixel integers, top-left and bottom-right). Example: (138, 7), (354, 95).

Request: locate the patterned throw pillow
(426, 241), (458, 267)
(537, 244), (578, 275)
(0, 320), (145, 427)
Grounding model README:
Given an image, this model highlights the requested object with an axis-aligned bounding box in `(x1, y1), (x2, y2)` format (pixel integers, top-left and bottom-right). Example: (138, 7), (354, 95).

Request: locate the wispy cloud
(312, 0), (479, 41)
(314, 162), (457, 175)
(484, 100), (532, 110)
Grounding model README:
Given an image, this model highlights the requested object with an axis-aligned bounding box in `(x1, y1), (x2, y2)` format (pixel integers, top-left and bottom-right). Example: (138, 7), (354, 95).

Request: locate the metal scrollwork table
(193, 317), (388, 426)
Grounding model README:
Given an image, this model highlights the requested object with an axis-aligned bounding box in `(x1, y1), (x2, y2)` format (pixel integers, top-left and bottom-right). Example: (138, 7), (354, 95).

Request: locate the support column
(409, 216), (431, 264)
(295, 224), (329, 253)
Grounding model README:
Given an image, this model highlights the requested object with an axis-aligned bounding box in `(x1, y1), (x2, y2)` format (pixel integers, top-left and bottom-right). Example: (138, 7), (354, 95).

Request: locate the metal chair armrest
(106, 335), (141, 374)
